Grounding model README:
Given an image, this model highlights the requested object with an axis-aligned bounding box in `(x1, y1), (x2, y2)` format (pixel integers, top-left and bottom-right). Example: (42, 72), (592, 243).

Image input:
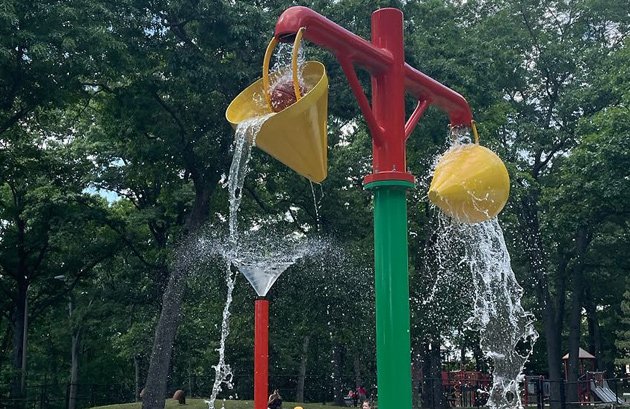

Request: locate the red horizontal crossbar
(274, 6), (473, 126)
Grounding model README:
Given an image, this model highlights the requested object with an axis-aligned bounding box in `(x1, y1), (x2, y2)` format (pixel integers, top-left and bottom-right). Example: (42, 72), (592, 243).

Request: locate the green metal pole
(366, 179), (414, 409)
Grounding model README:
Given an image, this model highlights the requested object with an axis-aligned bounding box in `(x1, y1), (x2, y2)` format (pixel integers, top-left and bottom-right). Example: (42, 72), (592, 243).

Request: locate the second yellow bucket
(225, 29), (329, 183)
(428, 141), (510, 224)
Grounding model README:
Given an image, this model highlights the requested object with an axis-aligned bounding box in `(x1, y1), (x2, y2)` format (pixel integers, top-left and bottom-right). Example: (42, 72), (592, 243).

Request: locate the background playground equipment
(517, 348), (628, 408)
(428, 124), (510, 224)
(586, 372), (625, 404)
(441, 370), (492, 407)
(523, 374), (629, 408)
(560, 348), (625, 405)
(227, 6), (511, 409)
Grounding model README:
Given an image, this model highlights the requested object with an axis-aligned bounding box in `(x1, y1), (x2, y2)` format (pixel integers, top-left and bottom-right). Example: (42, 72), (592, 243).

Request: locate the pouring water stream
(428, 130), (538, 409)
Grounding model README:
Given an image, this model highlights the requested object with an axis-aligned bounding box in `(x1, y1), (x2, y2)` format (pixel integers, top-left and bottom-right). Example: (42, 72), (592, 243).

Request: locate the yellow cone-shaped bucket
(225, 61), (328, 183)
(428, 144), (510, 223)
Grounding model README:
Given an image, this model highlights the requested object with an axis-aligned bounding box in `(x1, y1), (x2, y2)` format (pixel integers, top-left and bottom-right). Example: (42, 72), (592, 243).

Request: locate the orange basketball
(270, 79), (307, 112)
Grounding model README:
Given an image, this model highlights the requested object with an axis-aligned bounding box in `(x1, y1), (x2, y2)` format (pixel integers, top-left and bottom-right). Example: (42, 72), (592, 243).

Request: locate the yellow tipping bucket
(428, 127), (510, 223)
(225, 28), (329, 183)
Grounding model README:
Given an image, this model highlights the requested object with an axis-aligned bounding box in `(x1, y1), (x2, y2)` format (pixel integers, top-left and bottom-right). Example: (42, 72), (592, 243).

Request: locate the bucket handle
(262, 27), (306, 111)
(471, 120), (480, 144)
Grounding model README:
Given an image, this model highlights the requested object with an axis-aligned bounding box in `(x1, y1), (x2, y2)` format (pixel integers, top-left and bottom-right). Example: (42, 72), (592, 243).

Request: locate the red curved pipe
(274, 6), (473, 126)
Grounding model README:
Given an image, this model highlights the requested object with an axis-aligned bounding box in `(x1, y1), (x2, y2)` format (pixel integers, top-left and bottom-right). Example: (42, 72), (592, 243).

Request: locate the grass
(91, 398), (343, 409)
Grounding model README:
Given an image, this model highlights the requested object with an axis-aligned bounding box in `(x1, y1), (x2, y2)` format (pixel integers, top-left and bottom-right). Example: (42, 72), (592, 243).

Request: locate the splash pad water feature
(425, 132), (538, 409)
(203, 114), (330, 409)
(225, 6), (527, 409)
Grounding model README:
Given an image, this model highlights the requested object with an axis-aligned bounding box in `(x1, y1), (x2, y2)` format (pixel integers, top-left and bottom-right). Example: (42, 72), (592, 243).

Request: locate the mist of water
(234, 231), (329, 297)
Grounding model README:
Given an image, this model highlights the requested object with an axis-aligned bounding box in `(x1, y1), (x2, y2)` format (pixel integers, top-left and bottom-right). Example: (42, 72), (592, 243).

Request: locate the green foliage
(616, 289), (630, 366)
(2, 0), (630, 404)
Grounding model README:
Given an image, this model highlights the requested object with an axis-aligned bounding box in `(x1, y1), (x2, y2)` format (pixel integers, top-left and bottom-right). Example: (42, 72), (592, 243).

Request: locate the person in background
(348, 388), (358, 406)
(357, 385), (367, 402)
(361, 401), (372, 409)
(268, 389), (282, 409)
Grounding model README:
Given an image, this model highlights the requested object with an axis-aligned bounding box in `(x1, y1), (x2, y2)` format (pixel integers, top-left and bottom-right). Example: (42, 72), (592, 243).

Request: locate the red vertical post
(254, 298), (269, 409)
(364, 7), (414, 184)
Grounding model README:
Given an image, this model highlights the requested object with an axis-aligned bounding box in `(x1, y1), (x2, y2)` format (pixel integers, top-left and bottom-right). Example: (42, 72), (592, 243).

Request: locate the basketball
(270, 78), (307, 112)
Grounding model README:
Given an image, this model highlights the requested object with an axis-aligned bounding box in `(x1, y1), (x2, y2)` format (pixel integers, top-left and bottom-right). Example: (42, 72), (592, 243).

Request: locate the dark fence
(2, 377), (628, 409)
(0, 383), (135, 409)
(421, 377), (490, 409)
(421, 376), (629, 409)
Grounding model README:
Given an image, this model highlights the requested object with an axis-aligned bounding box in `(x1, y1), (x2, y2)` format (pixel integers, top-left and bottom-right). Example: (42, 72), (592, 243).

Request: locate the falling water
(309, 181), (323, 231)
(207, 115), (270, 409)
(272, 43), (306, 84)
(207, 44), (312, 407)
(428, 132), (538, 409)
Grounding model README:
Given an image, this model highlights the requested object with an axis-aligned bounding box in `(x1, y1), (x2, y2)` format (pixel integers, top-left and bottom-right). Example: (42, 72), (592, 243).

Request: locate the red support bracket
(339, 57), (385, 145)
(274, 6), (473, 126)
(405, 99), (430, 140)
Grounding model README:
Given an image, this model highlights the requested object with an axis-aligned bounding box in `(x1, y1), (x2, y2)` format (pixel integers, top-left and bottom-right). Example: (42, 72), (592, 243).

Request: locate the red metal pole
(366, 8), (412, 184)
(254, 298), (269, 409)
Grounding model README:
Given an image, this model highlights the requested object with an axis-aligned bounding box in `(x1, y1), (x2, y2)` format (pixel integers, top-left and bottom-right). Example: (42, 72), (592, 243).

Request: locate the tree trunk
(473, 339), (484, 372)
(188, 360), (194, 398)
(332, 344), (345, 405)
(519, 193), (566, 409)
(584, 287), (603, 370)
(10, 281), (28, 403)
(295, 335), (310, 403)
(142, 264), (187, 409)
(353, 355), (362, 389)
(565, 275), (582, 407)
(69, 329), (80, 409)
(142, 181), (214, 409)
(421, 341), (445, 409)
(566, 227), (590, 408)
(411, 352), (422, 409)
(135, 355), (141, 402)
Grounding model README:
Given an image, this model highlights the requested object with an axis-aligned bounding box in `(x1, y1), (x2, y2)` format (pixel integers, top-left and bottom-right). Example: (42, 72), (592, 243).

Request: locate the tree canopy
(1, 1), (628, 408)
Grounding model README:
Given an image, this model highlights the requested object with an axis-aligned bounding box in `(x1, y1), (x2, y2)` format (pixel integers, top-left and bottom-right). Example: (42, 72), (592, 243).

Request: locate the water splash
(207, 114), (327, 405)
(234, 230), (329, 297)
(250, 43), (307, 110)
(449, 217), (537, 409)
(272, 43), (307, 85)
(227, 115), (271, 246)
(207, 115), (270, 409)
(206, 44), (314, 405)
(428, 131), (538, 409)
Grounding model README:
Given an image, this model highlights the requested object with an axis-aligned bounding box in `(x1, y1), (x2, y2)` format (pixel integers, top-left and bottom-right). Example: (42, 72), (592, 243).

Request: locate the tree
(616, 289), (630, 367)
(446, 1), (629, 406)
(0, 123), (118, 401)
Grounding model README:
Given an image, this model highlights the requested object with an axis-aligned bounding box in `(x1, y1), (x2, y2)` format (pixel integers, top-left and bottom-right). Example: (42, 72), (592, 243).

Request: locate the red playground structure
(441, 371), (492, 407)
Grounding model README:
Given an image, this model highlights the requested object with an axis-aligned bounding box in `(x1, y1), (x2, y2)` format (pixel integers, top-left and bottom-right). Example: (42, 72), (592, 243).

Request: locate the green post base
(365, 179), (414, 409)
